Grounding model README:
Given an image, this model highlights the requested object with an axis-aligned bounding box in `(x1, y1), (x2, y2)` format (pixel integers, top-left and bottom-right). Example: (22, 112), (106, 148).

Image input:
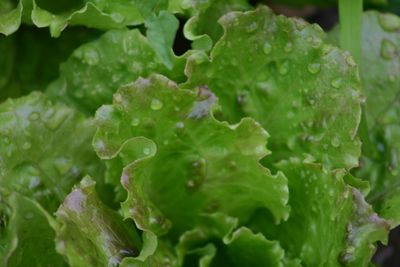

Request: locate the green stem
(339, 0), (376, 158)
(339, 0), (363, 64)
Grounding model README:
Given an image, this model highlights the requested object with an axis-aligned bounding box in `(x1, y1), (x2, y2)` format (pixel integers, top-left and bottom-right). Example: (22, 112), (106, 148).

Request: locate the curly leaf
(55, 176), (142, 267)
(0, 92), (104, 211)
(0, 0), (22, 35)
(329, 11), (400, 225)
(178, 212), (295, 267)
(185, 6), (362, 170)
(120, 235), (178, 267)
(145, 11), (179, 69)
(0, 0), (187, 37)
(93, 74), (289, 238)
(249, 158), (389, 267)
(47, 29), (187, 114)
(357, 12), (400, 226)
(183, 0), (251, 51)
(1, 0), (142, 37)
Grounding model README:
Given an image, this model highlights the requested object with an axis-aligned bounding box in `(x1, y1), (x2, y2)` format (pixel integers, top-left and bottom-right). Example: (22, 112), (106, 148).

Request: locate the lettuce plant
(0, 1), (399, 266)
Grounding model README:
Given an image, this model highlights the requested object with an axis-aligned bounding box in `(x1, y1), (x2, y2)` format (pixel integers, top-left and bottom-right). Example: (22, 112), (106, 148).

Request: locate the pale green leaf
(93, 74), (289, 238)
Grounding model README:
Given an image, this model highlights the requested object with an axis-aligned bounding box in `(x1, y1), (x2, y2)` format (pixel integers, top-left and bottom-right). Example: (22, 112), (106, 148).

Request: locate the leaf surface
(0, 92), (104, 211)
(55, 176), (142, 267)
(249, 158), (389, 267)
(47, 29), (187, 114)
(93, 74), (289, 238)
(185, 7), (362, 170)
(0, 192), (66, 266)
(330, 11), (400, 225)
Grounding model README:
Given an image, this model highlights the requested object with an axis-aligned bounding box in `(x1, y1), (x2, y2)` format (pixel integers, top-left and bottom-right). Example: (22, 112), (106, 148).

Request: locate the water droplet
(377, 142), (385, 152)
(344, 154), (358, 168)
(143, 147), (151, 155)
(351, 89), (361, 101)
(331, 135), (340, 147)
(175, 122), (185, 132)
(22, 142), (31, 150)
(29, 176), (41, 189)
(95, 140), (106, 152)
(284, 42), (293, 53)
(346, 56), (356, 67)
(246, 22), (258, 32)
(110, 12), (124, 22)
(54, 157), (73, 176)
(378, 13), (400, 32)
(131, 118), (140, 126)
(3, 136), (10, 144)
(307, 97), (316, 105)
(331, 77), (343, 89)
(150, 99), (163, 110)
(279, 60), (289, 75)
(307, 62), (321, 74)
(130, 62), (143, 72)
(328, 188), (335, 197)
(380, 39), (397, 60)
(322, 44), (333, 55)
(112, 74), (121, 82)
(43, 108), (70, 130)
(24, 213), (34, 220)
(73, 90), (84, 99)
(292, 100), (301, 108)
(255, 145), (265, 155)
(263, 42), (272, 54)
(286, 111), (295, 119)
(287, 136), (296, 150)
(228, 160), (237, 170)
(148, 216), (158, 225)
(29, 112), (39, 121)
(83, 48), (100, 65)
(186, 179), (196, 188)
(114, 93), (123, 104)
(308, 36), (322, 48)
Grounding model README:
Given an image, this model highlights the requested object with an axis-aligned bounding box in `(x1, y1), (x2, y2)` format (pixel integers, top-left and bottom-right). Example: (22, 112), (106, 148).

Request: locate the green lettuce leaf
(0, 0), (187, 37)
(182, 0), (251, 51)
(0, 0), (22, 35)
(93, 74), (289, 238)
(0, 191), (66, 266)
(55, 176), (142, 267)
(177, 213), (299, 267)
(47, 29), (187, 114)
(120, 235), (178, 267)
(0, 92), (104, 211)
(330, 11), (400, 225)
(0, 0), (142, 37)
(249, 158), (389, 267)
(357, 12), (400, 226)
(144, 11), (179, 69)
(184, 6), (362, 170)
